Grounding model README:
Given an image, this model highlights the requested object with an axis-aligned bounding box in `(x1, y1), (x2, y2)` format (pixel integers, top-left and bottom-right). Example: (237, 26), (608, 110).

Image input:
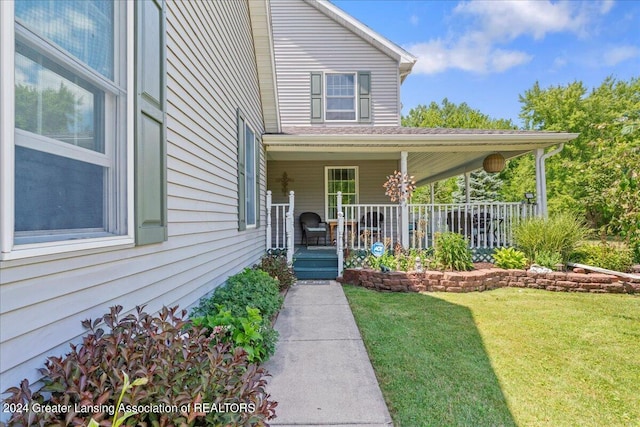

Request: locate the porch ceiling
(263, 126), (579, 185)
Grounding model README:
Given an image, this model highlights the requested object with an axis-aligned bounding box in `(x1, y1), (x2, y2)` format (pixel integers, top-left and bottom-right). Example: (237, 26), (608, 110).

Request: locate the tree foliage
(402, 98), (517, 130)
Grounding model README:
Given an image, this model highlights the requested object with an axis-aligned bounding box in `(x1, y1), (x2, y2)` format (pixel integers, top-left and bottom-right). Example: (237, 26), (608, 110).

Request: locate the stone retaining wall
(339, 268), (640, 294)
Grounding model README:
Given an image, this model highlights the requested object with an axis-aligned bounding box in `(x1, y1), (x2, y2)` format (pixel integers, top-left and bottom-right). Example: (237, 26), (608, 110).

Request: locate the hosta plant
(492, 247), (528, 269)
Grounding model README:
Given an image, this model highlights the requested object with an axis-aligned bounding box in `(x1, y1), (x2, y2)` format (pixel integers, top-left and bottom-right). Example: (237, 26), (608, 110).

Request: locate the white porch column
(286, 191), (295, 264)
(401, 151), (409, 249)
(464, 172), (471, 204)
(535, 145), (564, 218)
(266, 190), (272, 251)
(534, 148), (544, 217)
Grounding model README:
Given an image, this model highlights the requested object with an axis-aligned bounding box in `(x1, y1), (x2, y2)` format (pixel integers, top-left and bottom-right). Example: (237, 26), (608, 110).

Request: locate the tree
(403, 98), (517, 130)
(453, 170), (503, 202)
(518, 76), (640, 231)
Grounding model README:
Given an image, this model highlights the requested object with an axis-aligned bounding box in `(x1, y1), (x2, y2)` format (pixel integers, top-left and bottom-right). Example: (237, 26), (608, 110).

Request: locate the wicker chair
(299, 212), (328, 247)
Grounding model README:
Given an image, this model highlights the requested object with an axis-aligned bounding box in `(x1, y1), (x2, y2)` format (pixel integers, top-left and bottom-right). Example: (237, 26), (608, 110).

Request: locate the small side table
(328, 220), (357, 243)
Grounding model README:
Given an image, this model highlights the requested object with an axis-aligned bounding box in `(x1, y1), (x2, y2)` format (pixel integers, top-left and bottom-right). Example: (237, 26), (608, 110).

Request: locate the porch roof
(263, 126), (579, 185)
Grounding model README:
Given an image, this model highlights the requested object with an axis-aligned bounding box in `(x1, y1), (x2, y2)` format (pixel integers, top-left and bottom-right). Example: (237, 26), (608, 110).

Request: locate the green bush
(572, 242), (634, 272)
(193, 306), (277, 363)
(2, 306), (276, 426)
(534, 250), (563, 270)
(493, 247), (528, 269)
(513, 213), (591, 263)
(192, 268), (283, 320)
(434, 232), (473, 271)
(258, 253), (296, 291)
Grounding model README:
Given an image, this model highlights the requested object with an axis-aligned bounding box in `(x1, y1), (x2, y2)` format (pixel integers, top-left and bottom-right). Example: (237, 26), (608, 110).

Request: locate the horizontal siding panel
(271, 0), (400, 126)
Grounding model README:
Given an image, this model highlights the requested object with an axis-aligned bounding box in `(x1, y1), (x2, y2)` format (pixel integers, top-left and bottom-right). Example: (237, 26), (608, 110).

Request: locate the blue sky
(332, 0), (640, 127)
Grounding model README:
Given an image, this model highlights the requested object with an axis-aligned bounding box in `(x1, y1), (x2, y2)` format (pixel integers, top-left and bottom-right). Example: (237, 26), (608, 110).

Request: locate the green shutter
(237, 111), (246, 231)
(135, 0), (167, 245)
(310, 72), (323, 123)
(358, 71), (371, 123)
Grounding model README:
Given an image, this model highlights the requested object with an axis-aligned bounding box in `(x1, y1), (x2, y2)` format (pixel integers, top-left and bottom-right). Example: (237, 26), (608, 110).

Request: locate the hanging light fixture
(483, 153), (505, 173)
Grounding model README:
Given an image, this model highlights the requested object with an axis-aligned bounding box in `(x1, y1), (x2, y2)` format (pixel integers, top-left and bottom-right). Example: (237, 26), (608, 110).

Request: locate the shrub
(534, 250), (563, 270)
(572, 242), (634, 272)
(258, 253), (296, 291)
(513, 213), (591, 263)
(192, 268), (283, 320)
(192, 306), (277, 363)
(434, 232), (473, 271)
(2, 306), (276, 426)
(493, 247), (528, 269)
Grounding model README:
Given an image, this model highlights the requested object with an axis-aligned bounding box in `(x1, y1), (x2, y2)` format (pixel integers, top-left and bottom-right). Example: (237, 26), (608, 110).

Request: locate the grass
(343, 286), (640, 427)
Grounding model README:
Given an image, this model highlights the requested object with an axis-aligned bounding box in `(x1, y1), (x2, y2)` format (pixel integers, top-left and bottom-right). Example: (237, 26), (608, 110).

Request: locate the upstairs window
(310, 72), (371, 123)
(326, 73), (355, 121)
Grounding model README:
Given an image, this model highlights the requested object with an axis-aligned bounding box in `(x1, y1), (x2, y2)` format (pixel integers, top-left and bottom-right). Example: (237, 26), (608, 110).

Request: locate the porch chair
(446, 211), (472, 240)
(359, 212), (384, 243)
(299, 212), (328, 247)
(472, 212), (491, 246)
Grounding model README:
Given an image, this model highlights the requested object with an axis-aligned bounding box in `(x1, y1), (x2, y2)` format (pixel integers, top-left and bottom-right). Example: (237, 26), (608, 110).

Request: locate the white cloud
(406, 0), (612, 75)
(603, 45), (640, 66)
(410, 14), (419, 26)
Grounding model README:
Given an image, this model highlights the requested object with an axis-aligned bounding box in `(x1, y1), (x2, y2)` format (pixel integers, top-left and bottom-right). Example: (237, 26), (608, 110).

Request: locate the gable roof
(304, 0), (417, 81)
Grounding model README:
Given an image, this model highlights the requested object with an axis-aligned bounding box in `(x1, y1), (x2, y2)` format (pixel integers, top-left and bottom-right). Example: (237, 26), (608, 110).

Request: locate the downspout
(536, 143), (564, 218)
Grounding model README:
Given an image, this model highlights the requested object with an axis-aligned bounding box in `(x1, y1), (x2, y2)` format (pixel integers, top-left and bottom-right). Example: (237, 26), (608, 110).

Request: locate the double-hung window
(310, 71), (371, 123)
(12, 0), (126, 245)
(325, 73), (355, 121)
(325, 167), (358, 221)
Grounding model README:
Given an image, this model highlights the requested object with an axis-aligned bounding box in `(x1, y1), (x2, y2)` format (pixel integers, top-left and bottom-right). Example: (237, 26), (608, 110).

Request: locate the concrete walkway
(264, 280), (393, 427)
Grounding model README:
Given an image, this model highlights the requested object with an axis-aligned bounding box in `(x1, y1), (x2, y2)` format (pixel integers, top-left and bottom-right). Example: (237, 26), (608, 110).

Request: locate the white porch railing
(335, 196), (536, 253)
(407, 202), (536, 249)
(266, 190), (295, 264)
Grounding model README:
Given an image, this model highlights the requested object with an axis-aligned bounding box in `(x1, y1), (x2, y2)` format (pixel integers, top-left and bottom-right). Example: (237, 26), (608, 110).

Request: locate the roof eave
(264, 132), (579, 152)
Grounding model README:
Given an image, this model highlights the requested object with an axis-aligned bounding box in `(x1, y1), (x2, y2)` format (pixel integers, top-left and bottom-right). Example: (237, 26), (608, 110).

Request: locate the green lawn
(343, 286), (640, 427)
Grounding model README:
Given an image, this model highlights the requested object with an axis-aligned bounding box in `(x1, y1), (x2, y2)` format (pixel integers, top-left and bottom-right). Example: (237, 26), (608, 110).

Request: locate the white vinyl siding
(0, 0), (266, 392)
(271, 0), (400, 126)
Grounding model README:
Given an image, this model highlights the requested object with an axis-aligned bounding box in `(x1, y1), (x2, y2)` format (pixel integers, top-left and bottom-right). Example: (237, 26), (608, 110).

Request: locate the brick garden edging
(339, 268), (640, 294)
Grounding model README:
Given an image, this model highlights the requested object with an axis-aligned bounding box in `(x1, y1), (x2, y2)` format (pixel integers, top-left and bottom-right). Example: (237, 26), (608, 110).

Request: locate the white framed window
(0, 0), (133, 257)
(245, 124), (257, 228)
(325, 73), (356, 121)
(325, 166), (358, 221)
(237, 111), (259, 231)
